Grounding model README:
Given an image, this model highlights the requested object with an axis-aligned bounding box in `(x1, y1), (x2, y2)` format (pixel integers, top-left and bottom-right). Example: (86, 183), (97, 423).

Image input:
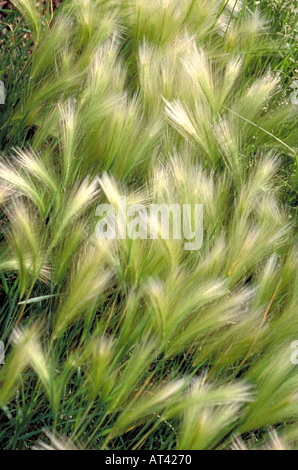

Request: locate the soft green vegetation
(0, 0), (297, 450)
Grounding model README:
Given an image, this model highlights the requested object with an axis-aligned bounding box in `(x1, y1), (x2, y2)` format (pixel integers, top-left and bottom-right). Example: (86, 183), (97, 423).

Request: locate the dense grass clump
(0, 0), (297, 450)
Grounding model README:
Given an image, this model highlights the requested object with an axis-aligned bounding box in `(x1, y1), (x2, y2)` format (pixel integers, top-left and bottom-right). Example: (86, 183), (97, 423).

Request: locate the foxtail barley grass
(0, 0), (297, 450)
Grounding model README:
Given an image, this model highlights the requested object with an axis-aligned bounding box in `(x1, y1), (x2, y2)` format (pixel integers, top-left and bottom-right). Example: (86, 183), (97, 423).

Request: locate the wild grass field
(0, 0), (297, 450)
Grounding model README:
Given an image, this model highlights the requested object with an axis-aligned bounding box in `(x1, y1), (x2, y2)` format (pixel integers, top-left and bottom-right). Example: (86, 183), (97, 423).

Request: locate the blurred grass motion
(0, 0), (297, 450)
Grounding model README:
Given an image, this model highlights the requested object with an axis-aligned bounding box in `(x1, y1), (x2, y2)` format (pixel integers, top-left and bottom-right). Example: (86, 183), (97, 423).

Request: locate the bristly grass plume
(0, 0), (297, 450)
